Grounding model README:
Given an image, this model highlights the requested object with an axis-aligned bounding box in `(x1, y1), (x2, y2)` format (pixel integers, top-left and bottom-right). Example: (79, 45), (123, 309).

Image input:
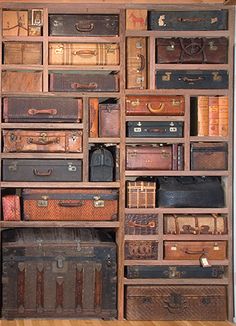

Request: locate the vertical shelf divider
(83, 97), (89, 182)
(43, 7), (49, 92)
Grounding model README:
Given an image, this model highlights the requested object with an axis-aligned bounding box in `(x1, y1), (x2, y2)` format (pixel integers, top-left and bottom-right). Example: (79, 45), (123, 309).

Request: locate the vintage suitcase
(49, 73), (119, 92)
(2, 195), (21, 221)
(3, 10), (28, 36)
(126, 145), (172, 170)
(157, 176), (225, 208)
(99, 104), (120, 138)
(127, 181), (156, 208)
(3, 130), (83, 153)
(89, 98), (99, 138)
(164, 214), (227, 235)
(49, 14), (119, 36)
(4, 42), (42, 65)
(126, 286), (227, 320)
(127, 121), (184, 138)
(22, 189), (118, 221)
(148, 10), (228, 31)
(3, 97), (82, 123)
(2, 228), (117, 319)
(126, 37), (147, 89)
(49, 43), (119, 65)
(2, 159), (82, 182)
(191, 142), (228, 170)
(156, 70), (228, 89)
(156, 37), (228, 64)
(2, 71), (43, 93)
(125, 214), (158, 235)
(164, 241), (227, 260)
(126, 10), (147, 30)
(126, 265), (225, 279)
(126, 95), (185, 116)
(90, 146), (115, 182)
(125, 241), (158, 260)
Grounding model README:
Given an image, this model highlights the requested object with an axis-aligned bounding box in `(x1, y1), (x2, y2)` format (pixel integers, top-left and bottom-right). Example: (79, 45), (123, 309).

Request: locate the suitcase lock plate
(162, 72), (171, 81)
(68, 163), (77, 172)
(38, 196), (48, 207)
(93, 196), (104, 207)
(8, 161), (17, 171)
(212, 72), (222, 81)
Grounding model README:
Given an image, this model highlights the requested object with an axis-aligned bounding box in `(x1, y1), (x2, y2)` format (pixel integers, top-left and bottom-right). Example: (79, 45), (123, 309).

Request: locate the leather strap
(94, 265), (102, 310)
(36, 264), (44, 310)
(56, 277), (64, 311)
(75, 264), (83, 310)
(17, 263), (25, 312)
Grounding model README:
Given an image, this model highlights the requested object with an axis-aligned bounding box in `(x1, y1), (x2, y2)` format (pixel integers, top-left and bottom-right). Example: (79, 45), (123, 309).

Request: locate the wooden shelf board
(124, 260), (229, 266)
(0, 181), (120, 188)
(124, 278), (229, 285)
(48, 36), (120, 43)
(48, 65), (120, 71)
(125, 89), (229, 96)
(0, 221), (120, 228)
(155, 64), (230, 70)
(190, 136), (229, 141)
(2, 36), (44, 42)
(1, 123), (83, 129)
(2, 64), (44, 70)
(125, 170), (229, 176)
(125, 208), (229, 214)
(126, 116), (185, 122)
(1, 153), (84, 159)
(124, 235), (229, 241)
(89, 137), (120, 143)
(1, 92), (121, 98)
(125, 235), (159, 240)
(126, 138), (184, 143)
(125, 31), (230, 38)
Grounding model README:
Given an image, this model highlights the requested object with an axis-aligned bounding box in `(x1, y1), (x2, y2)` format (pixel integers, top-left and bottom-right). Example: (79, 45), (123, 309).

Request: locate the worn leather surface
(99, 104), (120, 137)
(4, 42), (42, 64)
(125, 214), (158, 235)
(2, 195), (21, 221)
(127, 181), (156, 208)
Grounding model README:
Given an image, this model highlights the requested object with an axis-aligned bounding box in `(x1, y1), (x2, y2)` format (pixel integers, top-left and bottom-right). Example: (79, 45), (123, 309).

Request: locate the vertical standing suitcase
(99, 104), (120, 137)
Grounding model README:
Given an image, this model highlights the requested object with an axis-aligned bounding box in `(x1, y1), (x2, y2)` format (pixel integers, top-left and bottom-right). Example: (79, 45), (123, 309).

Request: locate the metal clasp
(162, 72), (171, 81)
(93, 196), (105, 208)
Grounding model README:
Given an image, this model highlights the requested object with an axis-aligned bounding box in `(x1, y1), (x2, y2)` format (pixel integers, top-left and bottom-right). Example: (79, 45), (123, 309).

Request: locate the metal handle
(33, 169), (52, 176)
(71, 82), (97, 89)
(27, 138), (59, 145)
(72, 50), (97, 57)
(58, 201), (84, 207)
(177, 17), (205, 23)
(185, 249), (207, 255)
(137, 54), (145, 72)
(178, 76), (204, 83)
(128, 220), (156, 228)
(147, 102), (165, 113)
(75, 22), (94, 32)
(28, 109), (57, 116)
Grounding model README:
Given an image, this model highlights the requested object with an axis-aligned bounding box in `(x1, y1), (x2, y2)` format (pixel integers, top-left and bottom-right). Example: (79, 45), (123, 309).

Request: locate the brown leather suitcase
(2, 195), (21, 221)
(164, 241), (227, 260)
(22, 189), (118, 221)
(3, 97), (82, 123)
(127, 181), (156, 208)
(126, 95), (185, 115)
(3, 10), (28, 36)
(191, 142), (228, 170)
(126, 37), (147, 89)
(164, 214), (227, 235)
(126, 10), (147, 30)
(156, 37), (228, 64)
(3, 130), (83, 153)
(2, 228), (117, 319)
(89, 98), (99, 137)
(125, 241), (158, 260)
(125, 214), (158, 235)
(126, 145), (172, 170)
(2, 71), (43, 92)
(49, 43), (119, 65)
(4, 42), (42, 64)
(126, 286), (227, 320)
(99, 104), (120, 137)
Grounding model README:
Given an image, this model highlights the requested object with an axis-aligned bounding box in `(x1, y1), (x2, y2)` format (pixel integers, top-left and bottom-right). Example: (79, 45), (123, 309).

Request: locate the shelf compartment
(48, 36), (120, 43)
(48, 65), (120, 71)
(1, 92), (122, 98)
(126, 116), (185, 122)
(125, 89), (229, 96)
(163, 235), (229, 241)
(2, 64), (44, 71)
(125, 208), (229, 214)
(125, 170), (229, 177)
(124, 260), (229, 266)
(190, 136), (229, 142)
(0, 221), (120, 228)
(126, 138), (184, 143)
(125, 31), (230, 38)
(2, 36), (44, 42)
(0, 181), (120, 188)
(89, 137), (120, 143)
(1, 123), (83, 129)
(124, 278), (229, 285)
(155, 64), (229, 70)
(1, 153), (84, 159)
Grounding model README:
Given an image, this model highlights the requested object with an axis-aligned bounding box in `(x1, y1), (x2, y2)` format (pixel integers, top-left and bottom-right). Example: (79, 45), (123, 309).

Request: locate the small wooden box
(127, 181), (156, 208)
(126, 10), (147, 30)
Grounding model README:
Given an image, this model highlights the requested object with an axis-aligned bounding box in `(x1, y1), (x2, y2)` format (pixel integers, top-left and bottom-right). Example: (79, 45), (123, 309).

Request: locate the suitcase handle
(58, 201), (84, 207)
(178, 76), (205, 83)
(184, 249), (207, 255)
(28, 109), (58, 116)
(137, 54), (145, 72)
(28, 137), (60, 145)
(177, 17), (207, 23)
(72, 50), (97, 57)
(128, 220), (156, 228)
(147, 103), (164, 113)
(33, 169), (53, 176)
(71, 82), (98, 89)
(75, 22), (94, 32)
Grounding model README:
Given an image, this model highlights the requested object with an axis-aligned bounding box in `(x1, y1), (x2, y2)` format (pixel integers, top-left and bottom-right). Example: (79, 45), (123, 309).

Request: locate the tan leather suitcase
(89, 98), (99, 137)
(126, 37), (147, 89)
(127, 181), (156, 208)
(4, 42), (42, 65)
(3, 130), (83, 153)
(126, 10), (147, 31)
(3, 10), (28, 36)
(2, 71), (43, 92)
(49, 43), (119, 65)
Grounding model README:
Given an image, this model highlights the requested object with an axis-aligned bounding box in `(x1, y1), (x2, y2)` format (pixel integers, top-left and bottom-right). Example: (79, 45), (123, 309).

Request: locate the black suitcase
(156, 70), (228, 89)
(2, 159), (82, 182)
(90, 146), (115, 182)
(126, 121), (183, 138)
(126, 265), (225, 279)
(148, 10), (228, 31)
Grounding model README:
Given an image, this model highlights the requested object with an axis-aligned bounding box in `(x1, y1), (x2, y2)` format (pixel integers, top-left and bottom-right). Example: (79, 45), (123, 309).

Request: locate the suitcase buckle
(209, 41), (217, 51)
(162, 72), (171, 81)
(212, 72), (222, 81)
(38, 196), (48, 207)
(93, 196), (105, 207)
(68, 163), (77, 172)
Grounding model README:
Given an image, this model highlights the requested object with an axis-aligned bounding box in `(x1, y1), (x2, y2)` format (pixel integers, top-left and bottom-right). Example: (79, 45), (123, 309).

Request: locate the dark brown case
(125, 214), (158, 235)
(125, 241), (158, 260)
(99, 104), (120, 137)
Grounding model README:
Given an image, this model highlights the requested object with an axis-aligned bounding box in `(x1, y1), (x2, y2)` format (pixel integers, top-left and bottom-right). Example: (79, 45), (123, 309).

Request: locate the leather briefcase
(2, 71), (43, 92)
(125, 241), (158, 260)
(4, 42), (42, 64)
(2, 195), (21, 221)
(3, 130), (83, 153)
(164, 214), (227, 235)
(156, 37), (228, 64)
(156, 70), (228, 89)
(127, 181), (156, 208)
(49, 72), (119, 92)
(89, 146), (115, 182)
(191, 142), (228, 170)
(2, 228), (117, 319)
(22, 189), (118, 221)
(126, 121), (183, 138)
(2, 159), (82, 182)
(148, 10), (228, 31)
(157, 176), (225, 208)
(125, 214), (158, 235)
(49, 14), (119, 36)
(126, 95), (185, 116)
(3, 10), (28, 36)
(126, 145), (172, 170)
(3, 97), (82, 123)
(99, 104), (120, 137)
(49, 43), (119, 65)
(126, 286), (227, 320)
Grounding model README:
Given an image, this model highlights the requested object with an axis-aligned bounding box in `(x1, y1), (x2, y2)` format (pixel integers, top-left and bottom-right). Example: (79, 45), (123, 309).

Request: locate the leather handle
(75, 22), (94, 32)
(27, 138), (59, 145)
(178, 76), (205, 83)
(33, 169), (53, 176)
(137, 54), (145, 72)
(177, 17), (205, 23)
(28, 109), (57, 116)
(128, 220), (156, 228)
(147, 102), (165, 113)
(58, 201), (84, 207)
(72, 50), (97, 57)
(185, 249), (207, 255)
(71, 82), (97, 89)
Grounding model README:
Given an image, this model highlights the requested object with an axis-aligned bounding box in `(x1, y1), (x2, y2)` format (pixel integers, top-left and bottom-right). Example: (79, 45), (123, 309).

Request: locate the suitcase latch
(56, 255), (65, 269)
(167, 43), (175, 51)
(162, 72), (171, 81)
(38, 196), (48, 207)
(166, 267), (183, 279)
(93, 196), (104, 207)
(8, 161), (17, 171)
(170, 127), (177, 132)
(209, 41), (217, 51)
(68, 163), (77, 172)
(212, 72), (222, 81)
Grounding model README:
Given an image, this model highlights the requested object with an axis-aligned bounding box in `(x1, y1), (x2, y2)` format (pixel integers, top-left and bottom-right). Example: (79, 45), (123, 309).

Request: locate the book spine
(209, 96), (219, 136)
(219, 96), (228, 137)
(89, 98), (99, 138)
(172, 144), (178, 170)
(197, 96), (209, 136)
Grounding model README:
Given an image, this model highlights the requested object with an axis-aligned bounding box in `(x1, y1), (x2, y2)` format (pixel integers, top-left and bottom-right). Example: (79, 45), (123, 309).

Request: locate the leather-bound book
(209, 96), (219, 136)
(219, 96), (228, 137)
(197, 96), (209, 136)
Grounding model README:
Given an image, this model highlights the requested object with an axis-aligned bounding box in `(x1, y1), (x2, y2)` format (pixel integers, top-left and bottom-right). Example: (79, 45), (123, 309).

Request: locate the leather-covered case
(2, 71), (43, 92)
(99, 104), (120, 137)
(127, 121), (184, 138)
(2, 195), (21, 221)
(125, 241), (158, 260)
(4, 42), (42, 64)
(125, 214), (158, 235)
